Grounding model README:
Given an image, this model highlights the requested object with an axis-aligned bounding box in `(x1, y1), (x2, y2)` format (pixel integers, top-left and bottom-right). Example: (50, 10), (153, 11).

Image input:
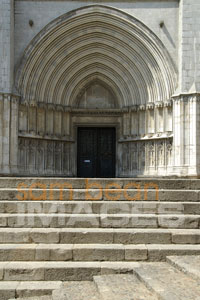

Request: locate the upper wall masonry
(3, 0), (200, 95)
(179, 0), (200, 93)
(0, 0), (14, 93)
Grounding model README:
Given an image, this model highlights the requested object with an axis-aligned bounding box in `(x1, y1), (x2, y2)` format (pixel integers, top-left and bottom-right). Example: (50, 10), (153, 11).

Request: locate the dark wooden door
(77, 127), (116, 178)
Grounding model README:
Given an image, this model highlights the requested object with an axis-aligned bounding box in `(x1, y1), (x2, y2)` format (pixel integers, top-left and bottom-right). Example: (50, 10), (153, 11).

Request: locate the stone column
(122, 109), (131, 137)
(146, 103), (155, 135)
(10, 95), (19, 173)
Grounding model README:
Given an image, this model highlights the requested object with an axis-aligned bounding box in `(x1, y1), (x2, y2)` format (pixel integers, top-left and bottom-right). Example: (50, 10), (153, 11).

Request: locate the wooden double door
(77, 127), (116, 178)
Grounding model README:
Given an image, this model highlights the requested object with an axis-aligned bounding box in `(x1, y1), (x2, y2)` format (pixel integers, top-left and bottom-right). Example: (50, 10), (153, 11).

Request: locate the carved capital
(56, 105), (64, 112)
(0, 93), (20, 103)
(47, 103), (55, 110)
(122, 107), (129, 113)
(130, 105), (138, 112)
(29, 100), (37, 107)
(146, 102), (154, 110)
(38, 102), (45, 109)
(64, 106), (71, 112)
(155, 101), (164, 108)
(138, 104), (146, 111)
(164, 99), (172, 107)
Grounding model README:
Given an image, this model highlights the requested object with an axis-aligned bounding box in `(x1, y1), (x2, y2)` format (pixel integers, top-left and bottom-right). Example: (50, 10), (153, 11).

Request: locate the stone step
(9, 296), (52, 300)
(1, 201), (200, 215)
(93, 274), (158, 300)
(145, 244), (200, 261)
(0, 244), (200, 262)
(52, 281), (101, 300)
(0, 213), (199, 229)
(132, 262), (200, 300)
(7, 259), (200, 300)
(0, 281), (61, 300)
(167, 255), (200, 281)
(1, 178), (200, 190)
(0, 228), (199, 244)
(0, 261), (141, 281)
(1, 188), (200, 202)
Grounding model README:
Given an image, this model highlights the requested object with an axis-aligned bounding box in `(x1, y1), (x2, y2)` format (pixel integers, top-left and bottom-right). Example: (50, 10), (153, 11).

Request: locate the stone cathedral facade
(0, 0), (199, 177)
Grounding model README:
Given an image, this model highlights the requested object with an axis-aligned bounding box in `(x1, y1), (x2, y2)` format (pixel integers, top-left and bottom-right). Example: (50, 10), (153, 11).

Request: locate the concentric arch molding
(15, 4), (178, 107)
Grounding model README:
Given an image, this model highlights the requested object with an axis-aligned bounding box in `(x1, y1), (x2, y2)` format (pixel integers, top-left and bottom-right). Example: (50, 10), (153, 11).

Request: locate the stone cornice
(71, 108), (124, 115)
(172, 92), (200, 99)
(20, 100), (72, 112)
(119, 132), (173, 143)
(172, 93), (200, 103)
(0, 93), (20, 102)
(18, 100), (173, 112)
(18, 131), (75, 143)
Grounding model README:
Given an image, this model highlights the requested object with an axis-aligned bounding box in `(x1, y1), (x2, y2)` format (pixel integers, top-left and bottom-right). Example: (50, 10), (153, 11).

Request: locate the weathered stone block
(4, 263), (45, 281)
(158, 216), (200, 229)
(44, 262), (101, 281)
(73, 244), (125, 261)
(125, 245), (148, 261)
(101, 215), (157, 228)
(0, 245), (36, 261)
(60, 229), (114, 244)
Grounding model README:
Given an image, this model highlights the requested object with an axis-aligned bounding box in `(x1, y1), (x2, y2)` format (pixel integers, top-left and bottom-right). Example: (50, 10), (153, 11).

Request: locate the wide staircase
(0, 177), (199, 299)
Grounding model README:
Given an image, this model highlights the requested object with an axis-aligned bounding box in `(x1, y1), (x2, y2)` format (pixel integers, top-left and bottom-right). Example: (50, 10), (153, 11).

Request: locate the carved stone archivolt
(16, 6), (177, 108)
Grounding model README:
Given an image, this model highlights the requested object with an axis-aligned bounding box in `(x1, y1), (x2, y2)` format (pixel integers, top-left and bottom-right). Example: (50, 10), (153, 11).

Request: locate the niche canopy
(16, 5), (177, 108)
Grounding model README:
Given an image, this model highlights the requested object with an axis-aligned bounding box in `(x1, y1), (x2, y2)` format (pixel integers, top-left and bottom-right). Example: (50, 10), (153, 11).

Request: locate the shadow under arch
(74, 78), (121, 109)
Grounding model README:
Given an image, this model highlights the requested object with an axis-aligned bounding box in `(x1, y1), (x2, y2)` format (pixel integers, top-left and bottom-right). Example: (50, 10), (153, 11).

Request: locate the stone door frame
(71, 113), (122, 177)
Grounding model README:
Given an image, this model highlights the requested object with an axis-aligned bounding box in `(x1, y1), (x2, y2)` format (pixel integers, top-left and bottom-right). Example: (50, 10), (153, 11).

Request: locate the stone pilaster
(172, 94), (200, 176)
(0, 94), (19, 174)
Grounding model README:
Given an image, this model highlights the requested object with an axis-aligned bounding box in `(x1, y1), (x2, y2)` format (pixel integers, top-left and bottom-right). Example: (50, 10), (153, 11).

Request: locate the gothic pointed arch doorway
(16, 5), (177, 177)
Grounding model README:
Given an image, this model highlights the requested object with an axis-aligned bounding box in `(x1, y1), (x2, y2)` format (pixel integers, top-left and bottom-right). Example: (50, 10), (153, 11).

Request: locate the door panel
(77, 128), (97, 178)
(77, 127), (116, 178)
(97, 128), (115, 178)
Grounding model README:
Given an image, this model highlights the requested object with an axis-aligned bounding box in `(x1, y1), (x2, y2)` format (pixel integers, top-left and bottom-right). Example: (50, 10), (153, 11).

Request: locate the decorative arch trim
(16, 5), (177, 107)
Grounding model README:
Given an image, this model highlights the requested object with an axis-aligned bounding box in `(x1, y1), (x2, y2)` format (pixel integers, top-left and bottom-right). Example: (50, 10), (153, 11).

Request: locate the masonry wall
(0, 0), (18, 174)
(0, 0), (14, 93)
(179, 0), (200, 92)
(172, 0), (200, 177)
